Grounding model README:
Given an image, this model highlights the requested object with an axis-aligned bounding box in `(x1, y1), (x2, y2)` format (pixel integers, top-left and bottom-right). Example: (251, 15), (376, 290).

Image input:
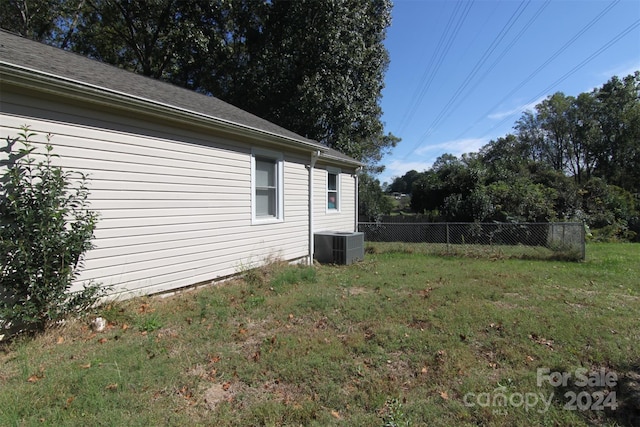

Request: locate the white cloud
(415, 137), (488, 157)
(378, 159), (433, 184)
(380, 137), (489, 184)
(598, 61), (640, 81)
(488, 98), (544, 120)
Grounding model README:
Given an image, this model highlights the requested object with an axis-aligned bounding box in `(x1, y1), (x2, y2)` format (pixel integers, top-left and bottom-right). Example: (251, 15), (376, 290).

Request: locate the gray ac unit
(314, 231), (364, 265)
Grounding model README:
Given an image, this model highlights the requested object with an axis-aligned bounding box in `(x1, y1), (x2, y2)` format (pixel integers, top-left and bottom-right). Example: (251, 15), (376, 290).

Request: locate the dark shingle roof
(0, 30), (359, 165)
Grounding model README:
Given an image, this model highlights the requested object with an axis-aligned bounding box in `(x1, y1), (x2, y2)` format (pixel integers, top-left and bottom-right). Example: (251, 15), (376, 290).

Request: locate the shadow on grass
(546, 361), (640, 426)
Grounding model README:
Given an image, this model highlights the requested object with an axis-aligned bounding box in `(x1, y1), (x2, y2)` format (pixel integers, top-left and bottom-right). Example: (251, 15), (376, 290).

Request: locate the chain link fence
(358, 222), (585, 260)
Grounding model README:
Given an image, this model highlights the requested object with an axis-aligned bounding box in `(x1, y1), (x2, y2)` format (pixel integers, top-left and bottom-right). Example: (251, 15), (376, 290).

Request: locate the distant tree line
(388, 72), (640, 241)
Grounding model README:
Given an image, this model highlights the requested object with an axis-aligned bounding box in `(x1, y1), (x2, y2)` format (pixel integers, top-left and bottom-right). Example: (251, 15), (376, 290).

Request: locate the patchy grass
(1, 244), (638, 426)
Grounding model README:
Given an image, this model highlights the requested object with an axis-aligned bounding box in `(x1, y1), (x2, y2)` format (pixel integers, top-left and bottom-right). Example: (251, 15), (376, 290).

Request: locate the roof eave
(318, 152), (364, 168)
(0, 62), (329, 154)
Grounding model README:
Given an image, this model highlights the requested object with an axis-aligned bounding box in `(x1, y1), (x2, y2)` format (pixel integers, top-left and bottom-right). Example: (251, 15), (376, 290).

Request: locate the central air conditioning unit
(314, 231), (364, 265)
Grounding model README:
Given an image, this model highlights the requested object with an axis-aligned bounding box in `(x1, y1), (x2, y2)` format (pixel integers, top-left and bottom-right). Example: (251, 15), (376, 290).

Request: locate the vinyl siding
(313, 164), (357, 233)
(1, 90), (310, 298)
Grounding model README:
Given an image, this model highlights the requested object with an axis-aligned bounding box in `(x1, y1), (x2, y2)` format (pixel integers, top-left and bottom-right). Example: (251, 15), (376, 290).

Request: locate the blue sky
(379, 0), (640, 185)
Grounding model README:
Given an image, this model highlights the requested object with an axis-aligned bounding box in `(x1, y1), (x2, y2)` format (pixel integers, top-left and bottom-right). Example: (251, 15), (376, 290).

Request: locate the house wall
(1, 89), (312, 298)
(313, 163), (357, 233)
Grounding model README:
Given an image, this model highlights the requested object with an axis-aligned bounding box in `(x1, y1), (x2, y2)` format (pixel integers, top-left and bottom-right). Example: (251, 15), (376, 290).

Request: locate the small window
(252, 149), (283, 223)
(327, 168), (340, 211)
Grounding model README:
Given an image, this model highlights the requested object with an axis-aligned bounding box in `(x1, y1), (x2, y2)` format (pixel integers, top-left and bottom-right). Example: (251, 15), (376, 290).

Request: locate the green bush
(1, 126), (107, 335)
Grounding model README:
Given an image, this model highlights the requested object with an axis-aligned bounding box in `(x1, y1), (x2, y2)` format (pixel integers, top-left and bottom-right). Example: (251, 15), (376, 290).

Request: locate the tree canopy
(0, 0), (398, 171)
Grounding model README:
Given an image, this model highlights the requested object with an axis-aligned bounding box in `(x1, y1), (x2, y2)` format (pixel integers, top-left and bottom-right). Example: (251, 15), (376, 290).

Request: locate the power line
(395, 0), (474, 136)
(419, 1), (532, 138)
(403, 0), (533, 159)
(477, 17), (640, 140)
(450, 0), (621, 142)
(447, 0), (551, 122)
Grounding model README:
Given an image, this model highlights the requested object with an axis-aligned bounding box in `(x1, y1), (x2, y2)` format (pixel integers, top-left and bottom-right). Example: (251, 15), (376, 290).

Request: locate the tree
(388, 169), (420, 194)
(239, 0), (398, 170)
(480, 134), (530, 183)
(514, 111), (546, 163)
(71, 0), (195, 79)
(593, 72), (640, 193)
(0, 0), (85, 46)
(566, 92), (600, 184)
(409, 154), (490, 221)
(536, 92), (573, 173)
(358, 172), (392, 222)
(59, 0), (398, 170)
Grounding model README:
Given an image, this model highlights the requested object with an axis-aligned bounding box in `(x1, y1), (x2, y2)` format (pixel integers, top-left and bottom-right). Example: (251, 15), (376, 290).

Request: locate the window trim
(251, 148), (284, 224)
(326, 167), (341, 213)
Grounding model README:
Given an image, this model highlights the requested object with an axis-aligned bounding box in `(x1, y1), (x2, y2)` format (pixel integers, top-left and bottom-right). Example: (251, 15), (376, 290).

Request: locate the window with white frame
(327, 168), (340, 211)
(251, 149), (283, 223)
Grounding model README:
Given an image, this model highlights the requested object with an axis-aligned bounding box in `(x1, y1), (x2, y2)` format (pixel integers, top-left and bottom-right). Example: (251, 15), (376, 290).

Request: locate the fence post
(446, 223), (450, 251)
(581, 222), (586, 260)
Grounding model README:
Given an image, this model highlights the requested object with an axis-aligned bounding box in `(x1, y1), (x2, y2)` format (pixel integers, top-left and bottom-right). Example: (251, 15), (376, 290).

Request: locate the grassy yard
(1, 243), (638, 426)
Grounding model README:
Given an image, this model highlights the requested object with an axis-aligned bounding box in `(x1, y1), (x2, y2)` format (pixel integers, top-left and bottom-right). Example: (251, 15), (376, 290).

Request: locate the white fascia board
(318, 152), (364, 168)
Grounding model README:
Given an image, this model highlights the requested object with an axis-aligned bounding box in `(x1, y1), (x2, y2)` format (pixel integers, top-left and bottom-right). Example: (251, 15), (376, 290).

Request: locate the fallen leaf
(27, 375), (42, 383)
(288, 313), (294, 320)
(121, 323), (129, 331)
(421, 367), (428, 374)
(208, 369), (217, 380)
(439, 391), (449, 400)
(98, 338), (108, 344)
(209, 355), (221, 364)
(105, 383), (118, 391)
(57, 336), (64, 344)
(138, 303), (153, 313)
(222, 381), (231, 391)
(80, 363), (91, 369)
(528, 334), (554, 349)
(330, 409), (342, 419)
(64, 396), (75, 409)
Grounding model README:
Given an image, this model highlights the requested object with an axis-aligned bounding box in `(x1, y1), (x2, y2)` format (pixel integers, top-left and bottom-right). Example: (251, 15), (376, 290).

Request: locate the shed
(0, 30), (361, 299)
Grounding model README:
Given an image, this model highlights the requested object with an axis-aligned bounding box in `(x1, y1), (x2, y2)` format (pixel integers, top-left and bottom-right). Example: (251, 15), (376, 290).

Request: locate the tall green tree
(535, 92), (573, 172)
(58, 0), (398, 170)
(358, 172), (393, 222)
(388, 169), (420, 194)
(566, 92), (600, 184)
(593, 72), (640, 193)
(0, 0), (84, 46)
(71, 0), (194, 79)
(239, 0), (398, 170)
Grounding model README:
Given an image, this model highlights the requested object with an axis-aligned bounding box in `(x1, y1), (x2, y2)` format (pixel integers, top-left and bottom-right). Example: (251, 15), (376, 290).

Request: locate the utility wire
(403, 0), (532, 159)
(418, 1), (531, 139)
(478, 17), (640, 140)
(395, 1), (474, 136)
(447, 0), (551, 123)
(451, 0), (621, 142)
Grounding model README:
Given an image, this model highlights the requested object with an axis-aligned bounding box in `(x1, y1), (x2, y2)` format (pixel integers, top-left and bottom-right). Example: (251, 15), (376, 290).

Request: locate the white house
(0, 30), (362, 299)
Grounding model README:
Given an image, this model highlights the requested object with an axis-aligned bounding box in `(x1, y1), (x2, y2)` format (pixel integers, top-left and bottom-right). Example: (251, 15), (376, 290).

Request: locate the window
(251, 149), (283, 223)
(327, 168), (340, 211)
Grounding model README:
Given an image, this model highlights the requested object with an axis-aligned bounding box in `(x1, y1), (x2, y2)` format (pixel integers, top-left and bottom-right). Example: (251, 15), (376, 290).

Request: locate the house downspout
(309, 151), (321, 265)
(354, 168), (361, 232)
